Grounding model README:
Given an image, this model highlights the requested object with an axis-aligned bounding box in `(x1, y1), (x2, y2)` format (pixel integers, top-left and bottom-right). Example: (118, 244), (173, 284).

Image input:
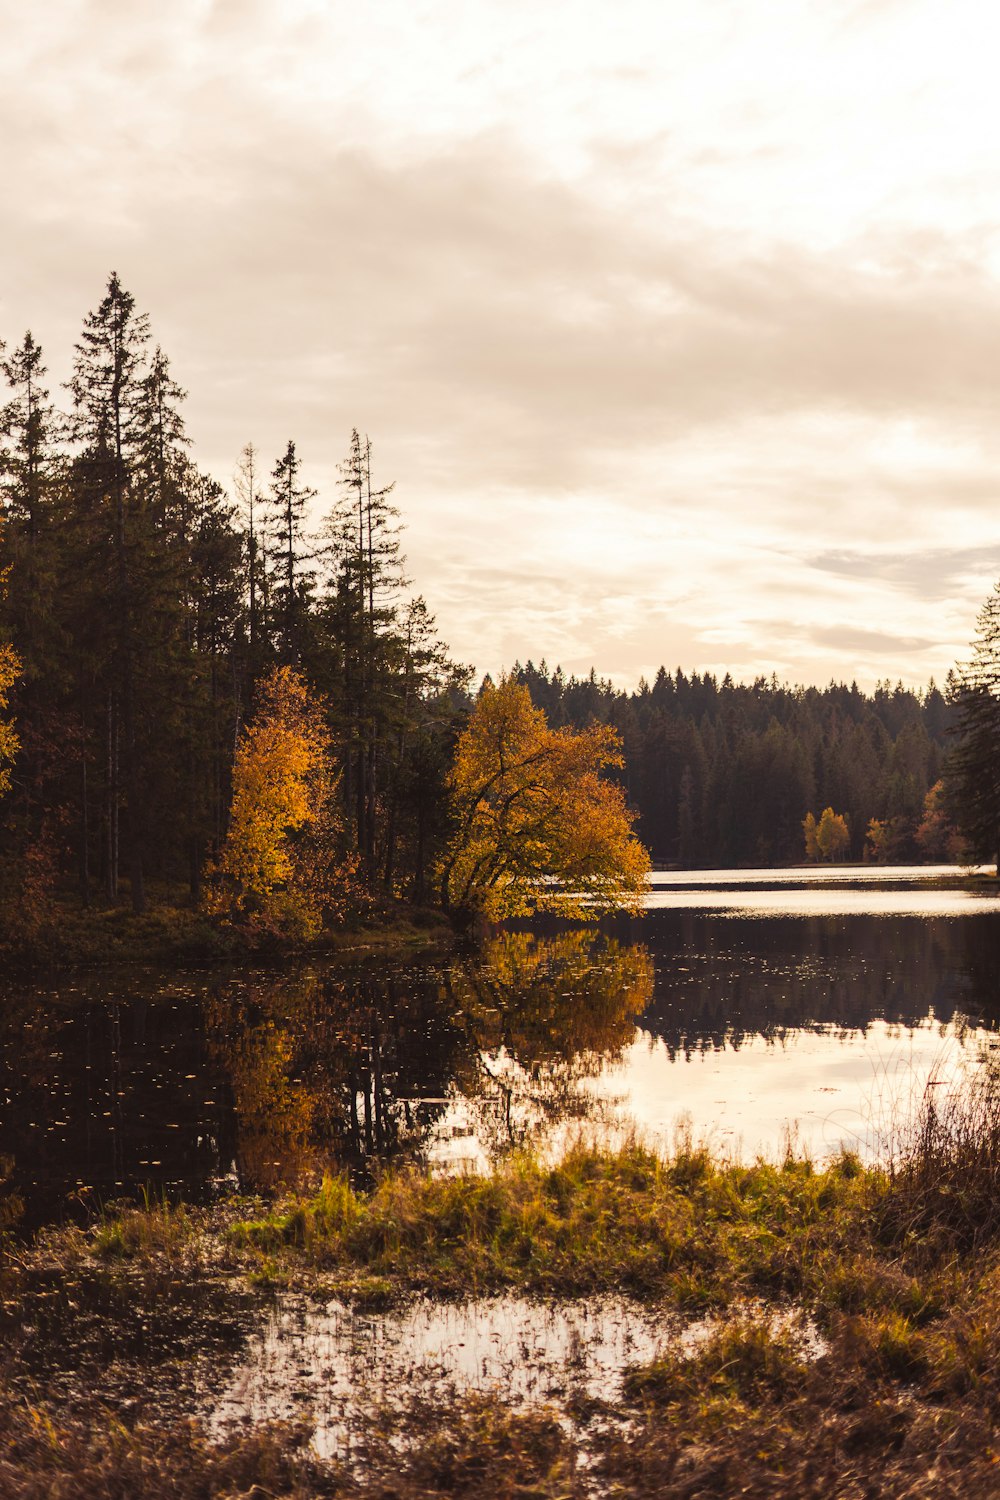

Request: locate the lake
(3, 865), (999, 1225)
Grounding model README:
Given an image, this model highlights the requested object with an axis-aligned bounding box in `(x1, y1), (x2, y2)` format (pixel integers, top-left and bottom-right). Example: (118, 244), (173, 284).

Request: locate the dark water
(3, 871), (1000, 1224)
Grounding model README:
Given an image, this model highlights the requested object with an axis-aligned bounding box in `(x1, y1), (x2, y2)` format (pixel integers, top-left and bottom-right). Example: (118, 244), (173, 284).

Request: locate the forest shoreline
(2, 863), (994, 972)
(0, 889), (456, 973)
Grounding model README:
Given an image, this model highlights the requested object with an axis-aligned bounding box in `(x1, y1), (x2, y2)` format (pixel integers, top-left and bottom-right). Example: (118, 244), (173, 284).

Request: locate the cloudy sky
(3, 0), (1000, 690)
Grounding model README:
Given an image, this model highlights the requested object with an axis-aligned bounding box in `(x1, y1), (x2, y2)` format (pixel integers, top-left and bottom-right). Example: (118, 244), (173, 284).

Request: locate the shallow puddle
(210, 1293), (678, 1456)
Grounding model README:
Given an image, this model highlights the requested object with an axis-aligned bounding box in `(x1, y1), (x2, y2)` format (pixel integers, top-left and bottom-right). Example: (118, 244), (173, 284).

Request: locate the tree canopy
(0, 275), (970, 940)
(438, 676), (650, 918)
(512, 660), (954, 867)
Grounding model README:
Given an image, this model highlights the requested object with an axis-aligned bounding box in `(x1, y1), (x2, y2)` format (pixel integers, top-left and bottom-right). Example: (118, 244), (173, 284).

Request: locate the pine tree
(1, 332), (57, 543)
(0, 330), (61, 709)
(184, 469), (245, 886)
(380, 595), (470, 894)
(324, 429), (406, 874)
(68, 272), (152, 910)
(234, 442), (267, 673)
(267, 440), (316, 661)
(133, 345), (190, 530)
(946, 581), (1000, 868)
(0, 514), (19, 801)
(0, 331), (65, 897)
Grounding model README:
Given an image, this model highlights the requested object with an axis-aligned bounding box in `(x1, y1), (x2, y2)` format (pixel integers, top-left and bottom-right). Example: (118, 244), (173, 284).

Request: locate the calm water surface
(3, 866), (999, 1223)
(647, 865), (1000, 915)
(211, 1293), (671, 1455)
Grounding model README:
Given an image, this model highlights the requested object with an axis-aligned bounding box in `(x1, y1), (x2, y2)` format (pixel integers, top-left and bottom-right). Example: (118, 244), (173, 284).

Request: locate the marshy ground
(5, 1101), (1000, 1498)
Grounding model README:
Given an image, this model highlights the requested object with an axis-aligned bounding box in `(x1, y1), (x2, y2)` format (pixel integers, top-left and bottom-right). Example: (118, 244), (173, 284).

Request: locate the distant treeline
(511, 661), (954, 866)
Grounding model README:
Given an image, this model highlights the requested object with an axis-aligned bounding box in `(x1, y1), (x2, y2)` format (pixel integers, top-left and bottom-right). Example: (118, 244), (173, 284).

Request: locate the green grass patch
(17, 1105), (1000, 1498)
(91, 1192), (195, 1263)
(227, 1140), (875, 1303)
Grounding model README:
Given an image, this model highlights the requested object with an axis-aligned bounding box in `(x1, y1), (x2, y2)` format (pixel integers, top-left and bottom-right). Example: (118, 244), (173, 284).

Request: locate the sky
(3, 0), (1000, 691)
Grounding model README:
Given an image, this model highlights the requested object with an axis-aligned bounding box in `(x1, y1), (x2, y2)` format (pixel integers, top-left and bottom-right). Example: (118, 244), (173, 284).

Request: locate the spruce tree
(234, 442), (268, 675)
(267, 440), (316, 661)
(324, 430), (405, 874)
(946, 581), (1000, 868)
(67, 272), (151, 910)
(133, 345), (190, 530)
(0, 333), (65, 910)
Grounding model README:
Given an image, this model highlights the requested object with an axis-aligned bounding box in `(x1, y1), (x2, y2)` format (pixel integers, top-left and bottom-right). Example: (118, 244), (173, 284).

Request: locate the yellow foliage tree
(802, 810), (819, 861)
(205, 666), (355, 937)
(438, 676), (650, 918)
(815, 806), (850, 862)
(865, 817), (888, 863)
(914, 780), (967, 863)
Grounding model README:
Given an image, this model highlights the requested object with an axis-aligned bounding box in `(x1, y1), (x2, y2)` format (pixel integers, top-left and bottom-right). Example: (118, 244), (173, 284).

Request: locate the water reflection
(200, 932), (652, 1185)
(594, 908), (1000, 1160)
(0, 932), (651, 1221)
(202, 969), (470, 1189)
(626, 911), (1000, 1055)
(440, 932), (653, 1159)
(0, 975), (235, 1225)
(211, 1292), (670, 1457)
(2, 892), (1000, 1223)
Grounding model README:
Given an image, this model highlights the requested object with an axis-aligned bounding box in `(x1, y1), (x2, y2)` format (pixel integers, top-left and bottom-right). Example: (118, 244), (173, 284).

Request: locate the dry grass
(876, 1049), (1000, 1252)
(0, 1402), (337, 1500)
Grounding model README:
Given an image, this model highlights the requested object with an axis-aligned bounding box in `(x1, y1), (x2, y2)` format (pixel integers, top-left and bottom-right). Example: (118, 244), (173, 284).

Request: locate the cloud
(3, 0), (1000, 688)
(809, 625), (936, 656)
(11, 79), (1000, 482)
(810, 546), (1000, 602)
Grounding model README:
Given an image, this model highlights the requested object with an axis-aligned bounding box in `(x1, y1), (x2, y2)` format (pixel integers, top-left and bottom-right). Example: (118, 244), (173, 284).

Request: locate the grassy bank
(0, 888), (454, 970)
(8, 1071), (1000, 1496)
(228, 1140), (878, 1304)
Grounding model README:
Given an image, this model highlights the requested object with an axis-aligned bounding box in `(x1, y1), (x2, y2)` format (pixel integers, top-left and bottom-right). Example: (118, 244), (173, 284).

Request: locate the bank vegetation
(5, 1059), (1000, 1495)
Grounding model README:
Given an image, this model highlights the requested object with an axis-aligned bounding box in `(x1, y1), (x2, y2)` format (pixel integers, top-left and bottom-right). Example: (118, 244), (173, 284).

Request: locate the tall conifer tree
(68, 272), (151, 910)
(267, 440), (316, 662)
(947, 582), (1000, 868)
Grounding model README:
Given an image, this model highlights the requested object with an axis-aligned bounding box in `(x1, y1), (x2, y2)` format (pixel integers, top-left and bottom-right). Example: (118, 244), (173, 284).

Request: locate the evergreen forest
(510, 661), (956, 867)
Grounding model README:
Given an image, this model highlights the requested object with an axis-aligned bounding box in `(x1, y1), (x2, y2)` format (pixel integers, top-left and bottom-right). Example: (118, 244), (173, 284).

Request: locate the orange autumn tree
(915, 780), (967, 863)
(206, 666), (356, 937)
(438, 676), (650, 918)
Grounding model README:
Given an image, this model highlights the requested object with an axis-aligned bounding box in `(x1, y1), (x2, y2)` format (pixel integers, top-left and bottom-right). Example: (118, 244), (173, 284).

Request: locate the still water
(208, 1291), (825, 1453)
(2, 867), (999, 1223)
(212, 1293), (670, 1455)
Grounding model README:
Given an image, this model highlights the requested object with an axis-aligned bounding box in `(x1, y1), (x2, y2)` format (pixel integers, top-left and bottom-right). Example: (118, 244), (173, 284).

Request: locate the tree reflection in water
(3, 909), (1000, 1224)
(202, 968), (466, 1190)
(443, 931), (653, 1157)
(201, 931), (652, 1187)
